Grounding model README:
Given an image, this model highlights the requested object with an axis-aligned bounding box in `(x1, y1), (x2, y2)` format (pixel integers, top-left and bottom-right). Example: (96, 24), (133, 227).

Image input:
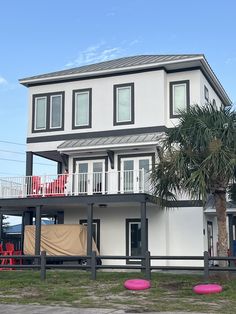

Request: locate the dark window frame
(72, 88), (92, 129)
(204, 85), (209, 102)
(113, 83), (134, 126)
(80, 219), (100, 251)
(212, 99), (216, 106)
(169, 80), (190, 118)
(32, 91), (65, 133)
(49, 94), (63, 129)
(126, 218), (148, 264)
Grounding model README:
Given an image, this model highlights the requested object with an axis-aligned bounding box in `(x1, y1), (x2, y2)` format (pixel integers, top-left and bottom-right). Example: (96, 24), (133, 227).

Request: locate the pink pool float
(124, 279), (151, 290)
(193, 283), (223, 294)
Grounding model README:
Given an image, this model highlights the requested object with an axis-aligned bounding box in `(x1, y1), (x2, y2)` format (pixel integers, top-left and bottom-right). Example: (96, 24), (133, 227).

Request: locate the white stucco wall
(200, 72), (222, 108)
(165, 70), (201, 128)
(163, 206), (204, 266)
(27, 70), (166, 138)
(63, 204), (204, 266)
(26, 68), (213, 141)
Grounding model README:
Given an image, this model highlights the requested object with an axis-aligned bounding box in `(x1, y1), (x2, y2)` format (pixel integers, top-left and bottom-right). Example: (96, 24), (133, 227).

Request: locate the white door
(120, 156), (152, 193)
(76, 160), (105, 195)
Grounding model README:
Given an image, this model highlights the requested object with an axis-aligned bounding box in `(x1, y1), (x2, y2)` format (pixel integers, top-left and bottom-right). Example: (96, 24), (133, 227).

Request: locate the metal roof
(58, 132), (163, 151)
(20, 54), (203, 82)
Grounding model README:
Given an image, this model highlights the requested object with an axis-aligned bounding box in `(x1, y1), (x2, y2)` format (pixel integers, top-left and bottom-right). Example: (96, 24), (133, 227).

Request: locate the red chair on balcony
(56, 175), (68, 195)
(45, 174), (68, 197)
(30, 176), (42, 197)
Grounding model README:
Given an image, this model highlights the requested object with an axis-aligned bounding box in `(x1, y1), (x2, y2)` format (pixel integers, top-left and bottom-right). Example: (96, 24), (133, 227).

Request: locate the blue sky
(0, 0), (236, 178)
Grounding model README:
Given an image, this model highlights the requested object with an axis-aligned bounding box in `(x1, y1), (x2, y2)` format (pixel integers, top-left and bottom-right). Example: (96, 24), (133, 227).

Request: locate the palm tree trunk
(214, 191), (228, 267)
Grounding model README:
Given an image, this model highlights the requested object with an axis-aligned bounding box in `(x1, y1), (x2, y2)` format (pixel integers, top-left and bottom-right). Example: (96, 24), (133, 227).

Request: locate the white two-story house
(0, 55), (233, 265)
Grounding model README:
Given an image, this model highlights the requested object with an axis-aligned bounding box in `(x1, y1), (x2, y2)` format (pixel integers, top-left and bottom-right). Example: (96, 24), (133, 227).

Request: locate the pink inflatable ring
(124, 279), (151, 290)
(193, 284), (223, 294)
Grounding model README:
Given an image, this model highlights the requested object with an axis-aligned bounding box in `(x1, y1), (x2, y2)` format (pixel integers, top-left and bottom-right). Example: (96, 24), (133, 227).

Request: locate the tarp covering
(24, 224), (98, 256)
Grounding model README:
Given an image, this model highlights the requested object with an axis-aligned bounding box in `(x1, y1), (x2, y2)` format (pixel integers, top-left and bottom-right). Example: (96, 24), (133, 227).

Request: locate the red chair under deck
(0, 243), (22, 270)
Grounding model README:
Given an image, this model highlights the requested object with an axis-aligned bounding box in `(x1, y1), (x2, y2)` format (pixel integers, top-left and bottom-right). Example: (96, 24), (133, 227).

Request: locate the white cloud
(65, 42), (124, 68)
(0, 76), (7, 85)
(225, 57), (236, 65)
(106, 11), (115, 17)
(65, 39), (143, 69)
(129, 39), (142, 46)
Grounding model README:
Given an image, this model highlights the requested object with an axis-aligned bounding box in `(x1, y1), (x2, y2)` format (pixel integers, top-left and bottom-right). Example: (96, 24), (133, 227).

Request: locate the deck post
(40, 251), (46, 281)
(21, 210), (33, 251)
(141, 201), (147, 270)
(145, 251), (151, 280)
(228, 214), (234, 267)
(91, 250), (97, 280)
(35, 206), (42, 261)
(26, 152), (33, 176)
(87, 203), (94, 265)
(203, 251), (209, 281)
(0, 213), (3, 242)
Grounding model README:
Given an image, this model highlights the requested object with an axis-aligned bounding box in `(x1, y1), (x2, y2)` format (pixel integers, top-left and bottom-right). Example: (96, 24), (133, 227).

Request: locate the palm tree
(151, 104), (236, 262)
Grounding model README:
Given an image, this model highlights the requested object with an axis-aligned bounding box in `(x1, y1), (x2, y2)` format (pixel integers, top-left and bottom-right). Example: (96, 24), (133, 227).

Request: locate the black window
(32, 92), (64, 132)
(170, 80), (190, 118)
(204, 85), (209, 102)
(114, 83), (134, 125)
(80, 219), (100, 251)
(126, 218), (148, 263)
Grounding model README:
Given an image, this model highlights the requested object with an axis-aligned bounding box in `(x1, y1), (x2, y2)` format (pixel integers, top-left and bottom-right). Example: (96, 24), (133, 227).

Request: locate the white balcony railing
(0, 170), (152, 199)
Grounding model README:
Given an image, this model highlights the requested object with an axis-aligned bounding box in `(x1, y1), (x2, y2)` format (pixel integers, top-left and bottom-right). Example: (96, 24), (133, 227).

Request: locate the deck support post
(141, 201), (147, 270)
(35, 205), (42, 257)
(21, 210), (33, 251)
(26, 152), (33, 176)
(87, 203), (94, 265)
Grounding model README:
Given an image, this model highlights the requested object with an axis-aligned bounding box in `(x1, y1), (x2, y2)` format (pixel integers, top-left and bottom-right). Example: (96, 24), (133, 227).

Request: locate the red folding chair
(31, 176), (41, 197)
(5, 243), (22, 267)
(56, 175), (68, 195)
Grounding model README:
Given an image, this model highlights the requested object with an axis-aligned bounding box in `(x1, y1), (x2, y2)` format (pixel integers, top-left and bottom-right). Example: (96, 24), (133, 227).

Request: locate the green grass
(0, 270), (236, 312)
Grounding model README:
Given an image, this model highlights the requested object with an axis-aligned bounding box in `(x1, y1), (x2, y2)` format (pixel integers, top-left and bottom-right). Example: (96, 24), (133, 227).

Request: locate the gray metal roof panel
(20, 54), (203, 82)
(58, 132), (162, 150)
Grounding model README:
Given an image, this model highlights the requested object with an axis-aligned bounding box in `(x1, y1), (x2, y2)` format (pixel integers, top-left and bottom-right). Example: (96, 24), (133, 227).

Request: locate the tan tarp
(24, 224), (98, 256)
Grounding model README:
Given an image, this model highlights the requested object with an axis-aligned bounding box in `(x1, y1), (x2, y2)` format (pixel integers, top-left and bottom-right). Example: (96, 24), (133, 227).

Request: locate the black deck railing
(1, 251), (236, 281)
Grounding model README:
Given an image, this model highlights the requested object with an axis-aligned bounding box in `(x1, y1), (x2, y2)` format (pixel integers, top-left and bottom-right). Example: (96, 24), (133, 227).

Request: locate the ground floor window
(126, 218), (148, 262)
(80, 219), (100, 251)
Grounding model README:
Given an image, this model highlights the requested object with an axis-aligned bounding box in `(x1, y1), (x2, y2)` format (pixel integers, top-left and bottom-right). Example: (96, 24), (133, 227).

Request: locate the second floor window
(170, 80), (190, 118)
(204, 85), (209, 102)
(33, 92), (64, 132)
(114, 83), (134, 125)
(50, 95), (63, 128)
(35, 96), (46, 130)
(73, 89), (92, 129)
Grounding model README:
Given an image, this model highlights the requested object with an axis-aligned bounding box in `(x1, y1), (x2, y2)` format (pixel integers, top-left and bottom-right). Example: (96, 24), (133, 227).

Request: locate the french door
(120, 156), (152, 193)
(75, 160), (105, 195)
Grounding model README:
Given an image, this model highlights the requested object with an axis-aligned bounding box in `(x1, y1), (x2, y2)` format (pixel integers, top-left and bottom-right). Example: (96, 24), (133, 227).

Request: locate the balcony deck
(0, 170), (152, 200)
